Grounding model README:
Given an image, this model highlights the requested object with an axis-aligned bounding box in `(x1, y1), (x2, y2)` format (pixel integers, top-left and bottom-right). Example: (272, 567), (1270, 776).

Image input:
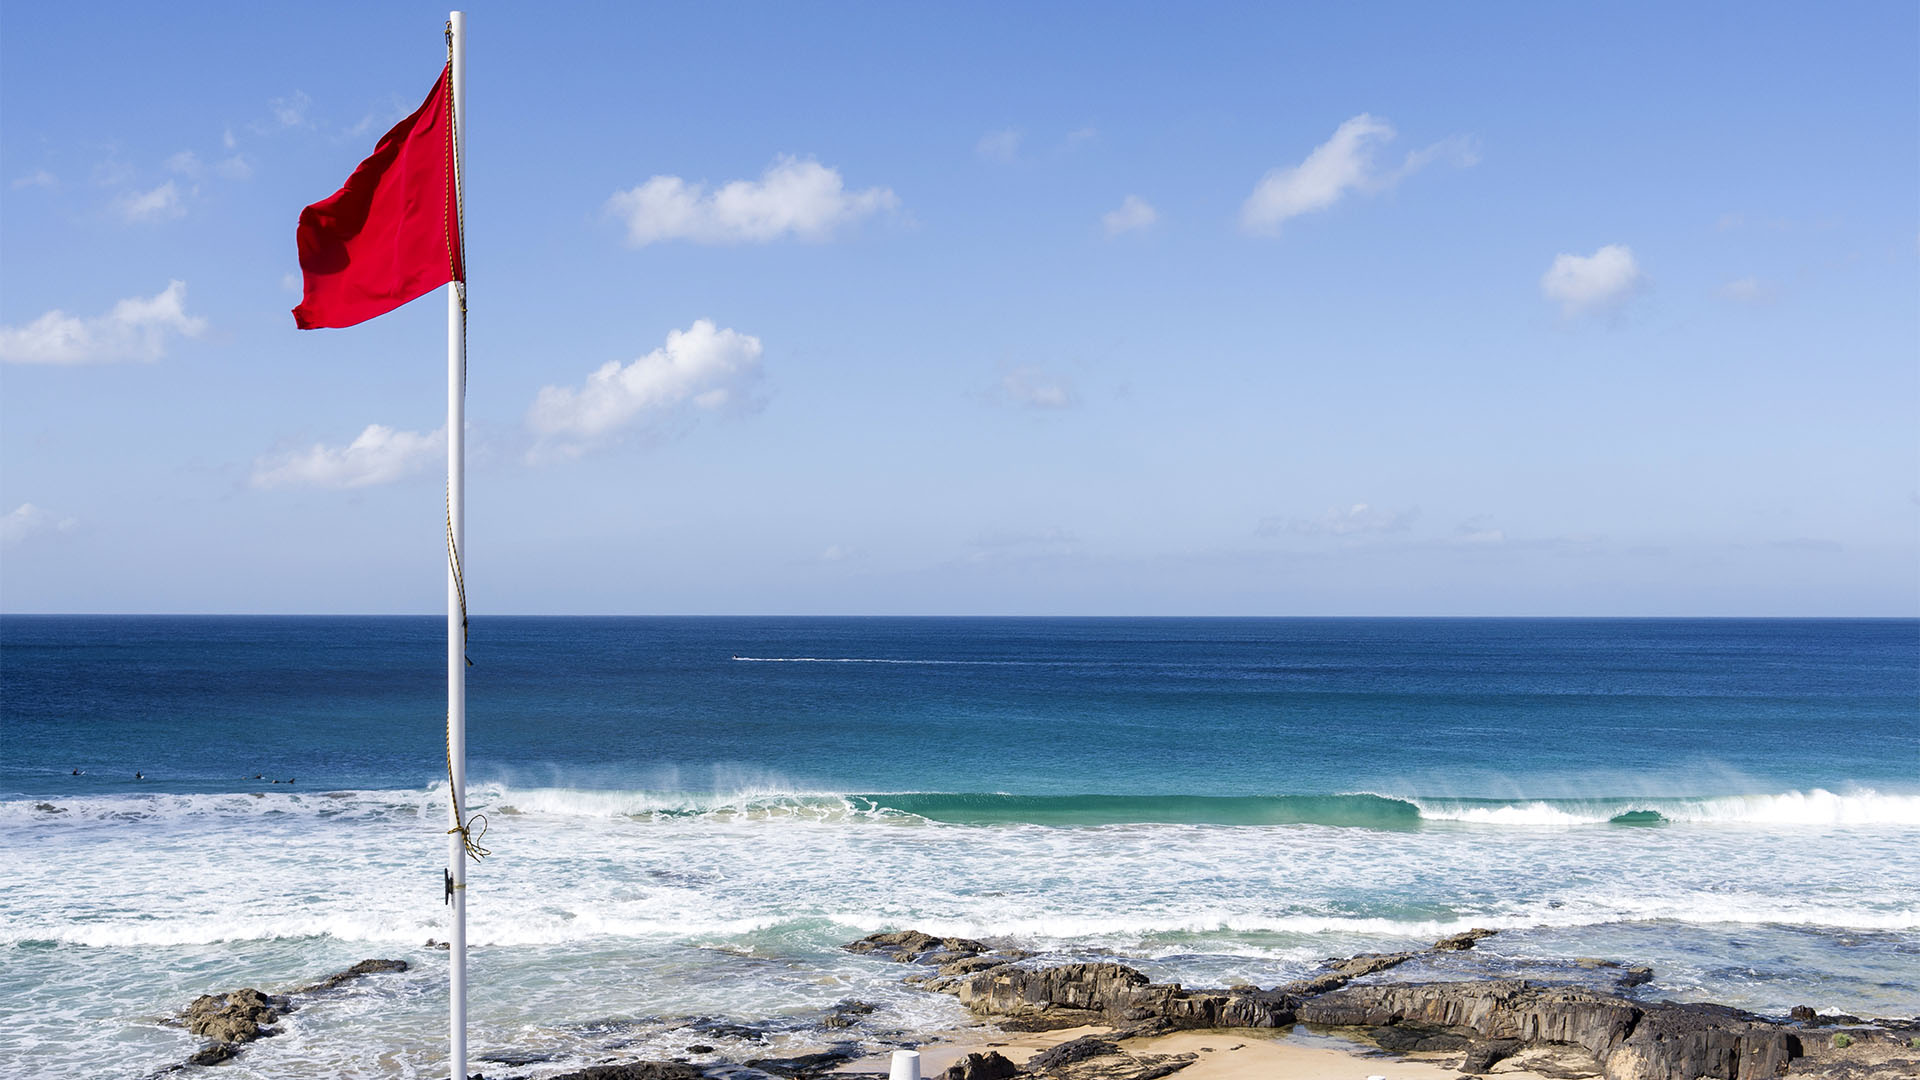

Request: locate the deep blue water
(4, 616), (1915, 801)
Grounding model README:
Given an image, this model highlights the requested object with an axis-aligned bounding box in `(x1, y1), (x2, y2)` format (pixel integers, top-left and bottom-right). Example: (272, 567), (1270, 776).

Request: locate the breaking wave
(8, 787), (1915, 830)
(1407, 789), (1920, 827)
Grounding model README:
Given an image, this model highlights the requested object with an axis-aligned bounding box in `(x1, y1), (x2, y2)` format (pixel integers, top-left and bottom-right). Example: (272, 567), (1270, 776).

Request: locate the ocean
(2, 616), (1916, 1079)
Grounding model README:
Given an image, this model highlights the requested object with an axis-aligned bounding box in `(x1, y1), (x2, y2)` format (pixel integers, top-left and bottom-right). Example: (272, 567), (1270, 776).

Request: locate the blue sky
(2, 2), (1915, 614)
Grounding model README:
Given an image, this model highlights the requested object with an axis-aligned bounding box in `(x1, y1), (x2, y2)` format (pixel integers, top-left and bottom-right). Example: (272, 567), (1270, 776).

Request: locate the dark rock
(188, 1014), (262, 1044)
(186, 1042), (239, 1066)
(954, 960), (1300, 1031)
(1270, 951), (1420, 998)
(546, 1065), (703, 1080)
(1368, 1021), (1470, 1052)
(1609, 1001), (1797, 1080)
(184, 987), (286, 1043)
(1298, 980), (1628, 1052)
(843, 931), (990, 964)
(1568, 959), (1656, 992)
(1790, 1006), (1818, 1023)
(939, 955), (1019, 978)
(479, 1051), (559, 1066)
(1459, 1038), (1522, 1074)
(1021, 1037), (1197, 1080)
(1297, 980), (1806, 1080)
(684, 1017), (771, 1042)
(1045, 1053), (1197, 1080)
(1520, 1052), (1605, 1080)
(1123, 983), (1296, 1029)
(743, 1048), (860, 1077)
(897, 928), (1848, 1080)
(956, 963), (1150, 1026)
(943, 1050), (1020, 1080)
(293, 958), (410, 994)
(1124, 1057), (1199, 1080)
(1334, 951), (1419, 979)
(998, 1016), (1090, 1033)
(921, 950), (980, 968)
(1434, 928), (1499, 952)
(819, 999), (877, 1028)
(1027, 1037), (1122, 1071)
(1111, 1018), (1180, 1040)
(684, 1045), (715, 1054)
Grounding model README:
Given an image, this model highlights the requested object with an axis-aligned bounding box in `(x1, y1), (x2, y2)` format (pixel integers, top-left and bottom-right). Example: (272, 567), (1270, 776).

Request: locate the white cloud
(1240, 114), (1475, 235)
(977, 128), (1022, 161)
(115, 180), (184, 222)
(12, 169), (57, 190)
(1102, 195), (1158, 236)
(964, 528), (1082, 564)
(605, 156), (897, 246)
(0, 281), (206, 365)
(1064, 127), (1098, 149)
(996, 366), (1075, 409)
(165, 147), (247, 181)
(267, 90), (311, 130)
(1262, 502), (1415, 537)
(251, 424), (445, 490)
(92, 158), (136, 188)
(1, 503), (78, 546)
(223, 127), (237, 150)
(1717, 276), (1775, 304)
(1541, 243), (1644, 315)
(1450, 516), (1507, 545)
(527, 319), (765, 458)
(821, 544), (858, 562)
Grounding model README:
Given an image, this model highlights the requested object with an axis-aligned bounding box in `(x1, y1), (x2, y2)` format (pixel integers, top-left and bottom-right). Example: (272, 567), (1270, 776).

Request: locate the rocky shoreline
(169, 933), (1918, 1080)
(163, 959), (412, 1071)
(844, 929), (1919, 1080)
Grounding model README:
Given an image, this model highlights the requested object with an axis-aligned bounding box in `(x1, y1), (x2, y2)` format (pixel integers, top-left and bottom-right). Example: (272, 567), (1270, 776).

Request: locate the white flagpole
(445, 10), (468, 1080)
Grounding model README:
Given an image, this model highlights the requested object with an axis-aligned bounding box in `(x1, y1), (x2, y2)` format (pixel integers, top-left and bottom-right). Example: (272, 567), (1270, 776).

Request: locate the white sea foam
(1414, 800), (1607, 826)
(475, 783), (904, 821)
(0, 788), (430, 826)
(9, 899), (1915, 952)
(1410, 788), (1920, 827)
(1654, 788), (1920, 826)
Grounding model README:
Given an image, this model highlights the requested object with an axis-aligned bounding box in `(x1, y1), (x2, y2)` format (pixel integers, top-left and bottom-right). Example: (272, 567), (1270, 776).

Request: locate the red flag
(293, 65), (463, 330)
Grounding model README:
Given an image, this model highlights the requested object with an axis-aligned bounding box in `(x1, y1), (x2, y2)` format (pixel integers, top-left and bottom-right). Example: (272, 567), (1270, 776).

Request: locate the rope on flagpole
(444, 482), (486, 862)
(442, 21), (486, 864)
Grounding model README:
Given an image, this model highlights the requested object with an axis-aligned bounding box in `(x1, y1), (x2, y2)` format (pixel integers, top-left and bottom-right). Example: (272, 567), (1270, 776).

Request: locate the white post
(445, 11), (468, 1080)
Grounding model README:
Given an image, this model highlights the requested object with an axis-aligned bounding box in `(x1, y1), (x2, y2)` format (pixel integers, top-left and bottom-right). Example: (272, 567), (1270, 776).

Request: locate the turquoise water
(2, 617), (1916, 1078)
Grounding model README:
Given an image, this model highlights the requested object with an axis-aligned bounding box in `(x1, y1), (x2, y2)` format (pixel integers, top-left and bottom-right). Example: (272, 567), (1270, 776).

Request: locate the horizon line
(2, 612), (1916, 620)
